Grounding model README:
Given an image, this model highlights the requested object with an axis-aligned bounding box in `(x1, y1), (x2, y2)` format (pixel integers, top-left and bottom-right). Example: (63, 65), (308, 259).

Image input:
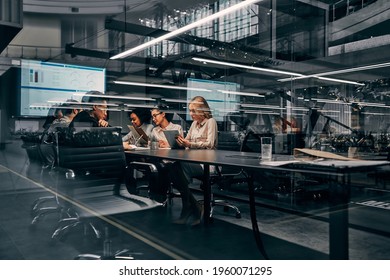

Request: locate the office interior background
(0, 0), (389, 260)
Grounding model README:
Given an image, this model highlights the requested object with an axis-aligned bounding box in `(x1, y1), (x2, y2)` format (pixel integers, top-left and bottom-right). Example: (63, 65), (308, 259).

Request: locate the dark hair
(129, 108), (152, 124)
(60, 99), (80, 116)
(152, 104), (174, 122)
(81, 91), (107, 105)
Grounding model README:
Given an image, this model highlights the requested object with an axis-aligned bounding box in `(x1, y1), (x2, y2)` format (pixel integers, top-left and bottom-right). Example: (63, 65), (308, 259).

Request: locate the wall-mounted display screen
(187, 78), (240, 122)
(19, 59), (105, 117)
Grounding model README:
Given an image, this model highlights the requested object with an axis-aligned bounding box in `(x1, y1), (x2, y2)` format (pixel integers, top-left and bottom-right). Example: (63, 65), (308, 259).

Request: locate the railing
(1, 44), (111, 63)
(330, 0), (378, 22)
(1, 45), (65, 60)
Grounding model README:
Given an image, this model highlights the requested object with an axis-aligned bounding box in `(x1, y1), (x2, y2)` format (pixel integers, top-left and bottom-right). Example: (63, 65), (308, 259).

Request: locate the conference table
(125, 148), (389, 260)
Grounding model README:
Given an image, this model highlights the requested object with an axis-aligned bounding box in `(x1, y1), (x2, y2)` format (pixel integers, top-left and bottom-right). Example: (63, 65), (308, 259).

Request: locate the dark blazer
(69, 110), (99, 128)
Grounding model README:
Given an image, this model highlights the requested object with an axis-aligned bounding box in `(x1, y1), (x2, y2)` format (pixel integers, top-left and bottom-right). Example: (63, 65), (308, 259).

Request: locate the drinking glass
(261, 137), (272, 161)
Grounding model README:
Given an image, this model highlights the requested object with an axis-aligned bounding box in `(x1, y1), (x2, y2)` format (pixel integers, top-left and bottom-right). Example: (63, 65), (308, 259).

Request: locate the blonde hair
(189, 96), (213, 119)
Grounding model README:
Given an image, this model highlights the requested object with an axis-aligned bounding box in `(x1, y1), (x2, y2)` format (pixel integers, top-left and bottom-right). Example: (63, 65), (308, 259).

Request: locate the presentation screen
(19, 59), (106, 117)
(187, 78), (240, 122)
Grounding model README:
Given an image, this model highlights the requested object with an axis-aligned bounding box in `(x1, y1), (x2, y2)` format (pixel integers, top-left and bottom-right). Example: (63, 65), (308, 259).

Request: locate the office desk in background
(125, 148), (389, 260)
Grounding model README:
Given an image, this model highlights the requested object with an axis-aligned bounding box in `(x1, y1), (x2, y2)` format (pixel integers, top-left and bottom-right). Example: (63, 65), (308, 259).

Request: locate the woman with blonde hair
(171, 96), (218, 226)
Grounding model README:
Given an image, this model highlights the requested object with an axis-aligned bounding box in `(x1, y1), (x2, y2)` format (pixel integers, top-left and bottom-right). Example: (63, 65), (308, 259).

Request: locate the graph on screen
(19, 59), (106, 117)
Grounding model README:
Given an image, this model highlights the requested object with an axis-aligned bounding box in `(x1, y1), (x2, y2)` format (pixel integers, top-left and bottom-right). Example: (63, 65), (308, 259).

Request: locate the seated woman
(150, 105), (183, 148)
(122, 108), (154, 150)
(171, 96), (218, 226)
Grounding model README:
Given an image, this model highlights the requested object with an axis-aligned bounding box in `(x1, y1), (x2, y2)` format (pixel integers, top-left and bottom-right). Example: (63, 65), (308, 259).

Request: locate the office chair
(197, 168), (242, 219)
(125, 160), (180, 206)
(198, 131), (276, 218)
(26, 131), (62, 226)
(190, 131), (243, 219)
(49, 126), (162, 244)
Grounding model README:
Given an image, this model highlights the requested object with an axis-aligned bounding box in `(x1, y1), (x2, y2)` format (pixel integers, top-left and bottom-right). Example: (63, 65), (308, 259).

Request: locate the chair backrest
(54, 127), (126, 195)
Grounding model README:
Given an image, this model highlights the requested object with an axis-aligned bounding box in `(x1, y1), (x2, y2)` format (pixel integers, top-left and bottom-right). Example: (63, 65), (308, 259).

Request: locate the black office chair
(30, 125), (70, 226)
(198, 131), (276, 218)
(49, 126), (162, 248)
(125, 160), (180, 205)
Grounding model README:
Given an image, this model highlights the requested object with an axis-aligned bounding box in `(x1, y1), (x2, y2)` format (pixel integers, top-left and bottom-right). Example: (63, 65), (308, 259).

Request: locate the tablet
(162, 130), (182, 149)
(127, 125), (149, 145)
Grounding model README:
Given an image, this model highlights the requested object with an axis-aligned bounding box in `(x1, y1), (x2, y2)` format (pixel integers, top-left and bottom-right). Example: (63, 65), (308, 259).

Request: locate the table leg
(248, 172), (269, 259)
(328, 174), (350, 259)
(203, 163), (211, 225)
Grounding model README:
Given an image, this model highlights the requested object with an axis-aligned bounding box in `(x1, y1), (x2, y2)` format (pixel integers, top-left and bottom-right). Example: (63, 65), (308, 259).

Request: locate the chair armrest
(50, 166), (76, 180)
(128, 161), (158, 173)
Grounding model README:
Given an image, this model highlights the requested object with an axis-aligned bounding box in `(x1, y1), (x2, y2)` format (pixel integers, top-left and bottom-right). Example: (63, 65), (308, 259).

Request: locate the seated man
(40, 100), (81, 170)
(69, 91), (109, 128)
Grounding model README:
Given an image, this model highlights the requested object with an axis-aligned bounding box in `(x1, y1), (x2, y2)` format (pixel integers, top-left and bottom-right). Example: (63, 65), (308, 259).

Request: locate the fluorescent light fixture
(310, 62), (390, 78)
(279, 75), (364, 85)
(241, 110), (279, 115)
(47, 100), (119, 107)
(278, 62), (390, 84)
(361, 112), (390, 116)
(358, 102), (387, 107)
(192, 57), (305, 77)
(29, 104), (120, 111)
(240, 103), (284, 110)
(311, 98), (350, 104)
(110, 0), (263, 59)
(218, 90), (265, 97)
(51, 106), (91, 110)
(161, 98), (188, 103)
(114, 81), (211, 92)
(124, 104), (156, 109)
(317, 110), (341, 113)
(291, 107), (309, 112)
(316, 76), (365, 86)
(73, 92), (155, 101)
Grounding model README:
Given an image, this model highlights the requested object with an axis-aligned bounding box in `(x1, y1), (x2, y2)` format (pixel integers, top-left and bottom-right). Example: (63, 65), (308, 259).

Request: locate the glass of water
(261, 137), (272, 161)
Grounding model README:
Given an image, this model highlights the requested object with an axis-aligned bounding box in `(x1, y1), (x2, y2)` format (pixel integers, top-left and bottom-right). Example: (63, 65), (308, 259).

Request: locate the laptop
(162, 130), (183, 149)
(127, 125), (149, 145)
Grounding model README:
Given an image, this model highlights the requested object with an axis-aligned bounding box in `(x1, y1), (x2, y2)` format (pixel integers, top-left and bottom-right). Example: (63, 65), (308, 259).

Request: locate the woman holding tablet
(171, 96), (218, 226)
(150, 105), (183, 148)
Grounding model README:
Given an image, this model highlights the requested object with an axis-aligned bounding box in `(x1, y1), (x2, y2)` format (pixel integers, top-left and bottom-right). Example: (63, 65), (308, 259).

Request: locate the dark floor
(0, 140), (389, 260)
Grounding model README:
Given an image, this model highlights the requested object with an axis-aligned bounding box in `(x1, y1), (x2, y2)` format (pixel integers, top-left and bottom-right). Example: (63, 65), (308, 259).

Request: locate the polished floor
(0, 139), (389, 260)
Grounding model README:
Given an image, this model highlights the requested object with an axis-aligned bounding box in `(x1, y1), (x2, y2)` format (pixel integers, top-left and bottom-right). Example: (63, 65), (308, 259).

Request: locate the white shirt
(151, 122), (183, 147)
(185, 117), (218, 149)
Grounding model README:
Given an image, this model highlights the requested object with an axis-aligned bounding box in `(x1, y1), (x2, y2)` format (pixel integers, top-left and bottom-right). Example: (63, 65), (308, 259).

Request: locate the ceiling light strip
(316, 76), (365, 86)
(161, 98), (188, 103)
(192, 57), (305, 77)
(124, 104), (156, 108)
(278, 62), (390, 83)
(47, 100), (119, 106)
(74, 92), (156, 101)
(218, 90), (265, 97)
(240, 103), (283, 109)
(110, 0), (262, 59)
(114, 81), (211, 92)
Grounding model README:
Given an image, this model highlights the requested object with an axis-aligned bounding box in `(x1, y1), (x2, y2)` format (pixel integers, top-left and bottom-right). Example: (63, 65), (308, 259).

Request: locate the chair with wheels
(49, 126), (163, 250)
(125, 160), (180, 206)
(30, 124), (72, 226)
